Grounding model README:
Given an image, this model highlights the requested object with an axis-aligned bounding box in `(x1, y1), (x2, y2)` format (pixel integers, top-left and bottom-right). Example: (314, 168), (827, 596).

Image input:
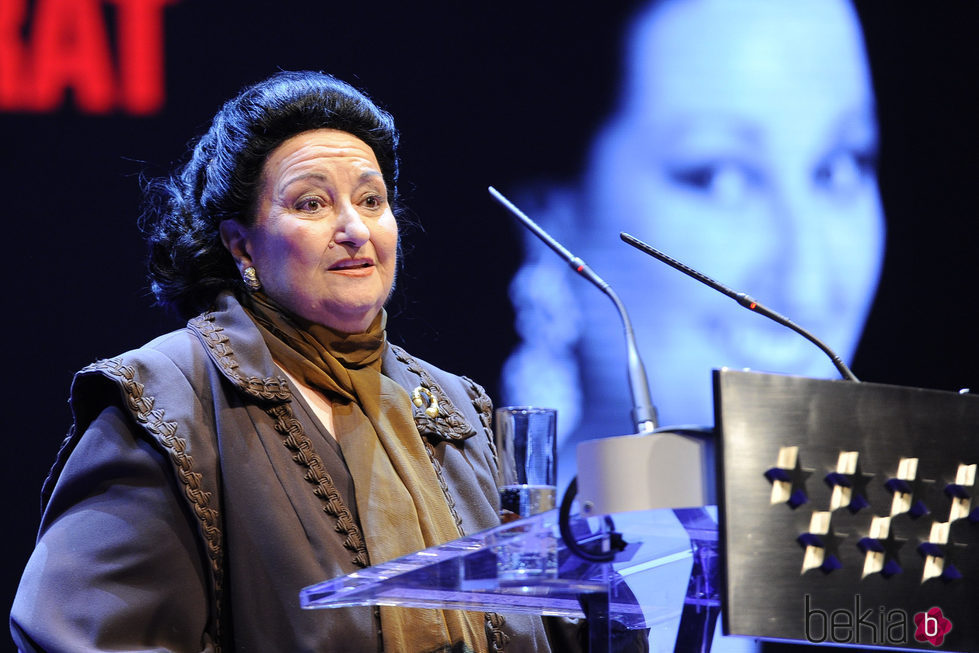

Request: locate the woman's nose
(766, 188), (840, 318)
(334, 204), (371, 248)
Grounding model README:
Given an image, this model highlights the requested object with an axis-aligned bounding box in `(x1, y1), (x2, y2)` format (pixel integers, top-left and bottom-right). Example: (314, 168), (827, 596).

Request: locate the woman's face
(224, 128), (398, 333)
(580, 0), (885, 425)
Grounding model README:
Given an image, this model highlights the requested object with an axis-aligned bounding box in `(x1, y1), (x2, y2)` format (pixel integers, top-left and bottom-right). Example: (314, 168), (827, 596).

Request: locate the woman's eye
(666, 161), (758, 207)
(814, 148), (878, 197)
(297, 197), (324, 212)
(362, 194), (384, 209)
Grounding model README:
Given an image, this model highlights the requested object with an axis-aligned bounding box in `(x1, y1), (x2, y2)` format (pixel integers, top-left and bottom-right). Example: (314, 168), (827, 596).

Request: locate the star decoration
(943, 462), (975, 522)
(884, 457), (933, 519)
(918, 521), (949, 582)
(859, 516), (906, 578)
(762, 450), (978, 591)
(918, 520), (968, 583)
(824, 451), (874, 513)
(765, 446), (813, 509)
(938, 543), (966, 582)
(798, 511), (846, 574)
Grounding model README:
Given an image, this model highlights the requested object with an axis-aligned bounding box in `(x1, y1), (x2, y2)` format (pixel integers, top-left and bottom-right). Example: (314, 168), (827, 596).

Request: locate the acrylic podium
(300, 504), (718, 651)
(302, 370), (979, 652)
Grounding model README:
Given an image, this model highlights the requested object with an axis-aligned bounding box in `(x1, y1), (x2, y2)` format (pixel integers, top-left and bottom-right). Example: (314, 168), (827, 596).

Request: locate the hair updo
(141, 70), (400, 318)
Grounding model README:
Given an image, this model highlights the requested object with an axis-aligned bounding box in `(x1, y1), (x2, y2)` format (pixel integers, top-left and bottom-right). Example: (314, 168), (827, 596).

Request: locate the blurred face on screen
(579, 0), (885, 426)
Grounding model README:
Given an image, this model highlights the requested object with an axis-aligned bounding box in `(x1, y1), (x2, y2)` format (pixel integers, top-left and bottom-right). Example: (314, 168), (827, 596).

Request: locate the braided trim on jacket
(422, 438), (509, 653)
(390, 355), (508, 651)
(190, 313), (291, 401)
(461, 376), (494, 431)
(389, 345), (477, 441)
(265, 402), (371, 568)
(486, 613), (510, 653)
(462, 376), (509, 652)
(82, 357), (225, 651)
(461, 376), (500, 468)
(422, 440), (464, 532)
(388, 345), (467, 531)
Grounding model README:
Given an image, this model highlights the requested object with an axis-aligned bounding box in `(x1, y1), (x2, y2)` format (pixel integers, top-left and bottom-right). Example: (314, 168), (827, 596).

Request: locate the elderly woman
(11, 71), (549, 653)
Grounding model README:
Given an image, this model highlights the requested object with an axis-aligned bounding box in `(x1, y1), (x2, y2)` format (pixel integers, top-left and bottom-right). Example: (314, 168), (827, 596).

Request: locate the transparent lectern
(301, 370), (979, 652)
(300, 505), (716, 651)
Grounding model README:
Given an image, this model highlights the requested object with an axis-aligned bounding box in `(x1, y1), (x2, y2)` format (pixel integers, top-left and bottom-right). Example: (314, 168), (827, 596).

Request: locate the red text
(0, 0), (177, 115)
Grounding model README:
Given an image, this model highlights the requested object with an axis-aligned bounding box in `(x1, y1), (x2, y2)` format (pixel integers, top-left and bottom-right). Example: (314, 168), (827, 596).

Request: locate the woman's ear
(219, 219), (252, 272)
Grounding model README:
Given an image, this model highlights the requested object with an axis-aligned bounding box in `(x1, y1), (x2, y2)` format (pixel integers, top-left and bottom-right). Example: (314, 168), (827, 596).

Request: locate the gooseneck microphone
(619, 231), (860, 383)
(489, 186), (658, 433)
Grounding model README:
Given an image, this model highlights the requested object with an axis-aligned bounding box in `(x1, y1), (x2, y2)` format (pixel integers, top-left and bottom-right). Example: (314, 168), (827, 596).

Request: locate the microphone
(488, 186), (658, 433)
(619, 231), (859, 383)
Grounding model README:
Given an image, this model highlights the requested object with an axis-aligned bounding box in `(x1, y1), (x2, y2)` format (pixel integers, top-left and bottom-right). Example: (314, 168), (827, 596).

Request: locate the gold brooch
(411, 386), (440, 418)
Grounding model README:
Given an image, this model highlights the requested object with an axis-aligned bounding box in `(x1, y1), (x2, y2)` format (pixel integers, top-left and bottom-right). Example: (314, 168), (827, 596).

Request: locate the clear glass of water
(494, 406), (558, 581)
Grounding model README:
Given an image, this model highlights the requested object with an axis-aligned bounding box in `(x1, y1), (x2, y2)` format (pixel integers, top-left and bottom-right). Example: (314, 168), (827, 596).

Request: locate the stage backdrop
(3, 1), (977, 645)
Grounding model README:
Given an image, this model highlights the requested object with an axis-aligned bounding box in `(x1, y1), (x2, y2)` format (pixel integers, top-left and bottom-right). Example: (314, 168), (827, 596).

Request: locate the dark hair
(141, 70), (400, 318)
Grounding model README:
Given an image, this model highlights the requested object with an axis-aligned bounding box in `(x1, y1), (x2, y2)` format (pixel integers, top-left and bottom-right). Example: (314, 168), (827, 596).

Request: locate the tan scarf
(243, 293), (487, 653)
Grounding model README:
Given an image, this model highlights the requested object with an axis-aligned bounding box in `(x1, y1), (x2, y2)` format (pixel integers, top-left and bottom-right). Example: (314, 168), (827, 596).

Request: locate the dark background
(3, 1), (978, 649)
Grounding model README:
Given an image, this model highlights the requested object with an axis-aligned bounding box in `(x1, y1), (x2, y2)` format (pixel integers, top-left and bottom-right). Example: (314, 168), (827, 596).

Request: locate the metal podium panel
(714, 369), (979, 651)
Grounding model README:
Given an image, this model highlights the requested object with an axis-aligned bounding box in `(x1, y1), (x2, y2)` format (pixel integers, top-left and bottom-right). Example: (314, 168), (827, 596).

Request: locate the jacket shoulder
(384, 344), (495, 440)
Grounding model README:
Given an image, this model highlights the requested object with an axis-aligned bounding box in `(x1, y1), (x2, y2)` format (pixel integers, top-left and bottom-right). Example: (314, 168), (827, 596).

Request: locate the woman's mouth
(329, 258), (374, 272)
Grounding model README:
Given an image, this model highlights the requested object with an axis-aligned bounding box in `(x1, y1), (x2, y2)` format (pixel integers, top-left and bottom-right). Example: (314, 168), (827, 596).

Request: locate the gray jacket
(11, 293), (549, 652)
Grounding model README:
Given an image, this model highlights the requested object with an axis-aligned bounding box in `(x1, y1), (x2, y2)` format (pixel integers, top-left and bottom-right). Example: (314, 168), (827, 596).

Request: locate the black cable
(558, 477), (617, 563)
